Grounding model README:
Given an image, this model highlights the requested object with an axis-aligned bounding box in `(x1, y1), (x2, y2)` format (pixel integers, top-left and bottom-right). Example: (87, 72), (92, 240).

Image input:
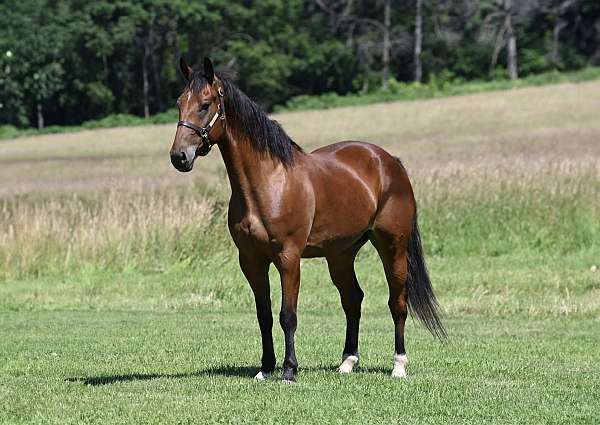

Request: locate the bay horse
(170, 57), (446, 382)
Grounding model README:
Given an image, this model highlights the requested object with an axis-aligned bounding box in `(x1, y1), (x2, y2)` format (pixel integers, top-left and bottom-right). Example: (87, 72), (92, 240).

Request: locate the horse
(170, 57), (446, 382)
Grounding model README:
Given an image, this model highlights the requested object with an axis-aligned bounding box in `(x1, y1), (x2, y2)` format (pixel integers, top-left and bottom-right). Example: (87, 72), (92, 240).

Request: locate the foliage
(2, 66), (599, 140)
(276, 66), (600, 111)
(0, 109), (179, 139)
(1, 0), (599, 130)
(0, 125), (19, 139)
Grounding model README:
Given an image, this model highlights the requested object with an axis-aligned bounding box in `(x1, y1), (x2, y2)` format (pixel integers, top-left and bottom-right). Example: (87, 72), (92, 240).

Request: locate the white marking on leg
(253, 371), (271, 381)
(339, 354), (359, 374)
(391, 353), (408, 378)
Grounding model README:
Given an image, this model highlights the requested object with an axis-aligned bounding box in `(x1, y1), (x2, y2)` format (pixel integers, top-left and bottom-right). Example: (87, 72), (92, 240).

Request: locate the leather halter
(177, 86), (225, 156)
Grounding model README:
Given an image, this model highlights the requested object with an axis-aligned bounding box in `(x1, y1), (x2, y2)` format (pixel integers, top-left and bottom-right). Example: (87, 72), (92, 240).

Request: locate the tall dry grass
(1, 154), (597, 280)
(412, 155), (600, 256)
(0, 187), (225, 279)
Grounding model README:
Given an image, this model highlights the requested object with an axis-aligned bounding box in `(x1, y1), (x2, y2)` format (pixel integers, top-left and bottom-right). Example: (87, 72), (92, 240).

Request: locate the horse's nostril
(171, 150), (189, 170)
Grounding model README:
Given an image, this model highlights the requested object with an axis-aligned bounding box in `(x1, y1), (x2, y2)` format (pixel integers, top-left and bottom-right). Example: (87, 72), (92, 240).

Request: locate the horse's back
(308, 140), (388, 204)
(309, 140), (413, 202)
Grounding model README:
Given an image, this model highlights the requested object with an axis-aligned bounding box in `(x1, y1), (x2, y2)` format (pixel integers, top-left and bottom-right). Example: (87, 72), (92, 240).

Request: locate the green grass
(1, 310), (599, 424)
(1, 251), (599, 423)
(2, 250), (599, 317)
(1, 166), (598, 280)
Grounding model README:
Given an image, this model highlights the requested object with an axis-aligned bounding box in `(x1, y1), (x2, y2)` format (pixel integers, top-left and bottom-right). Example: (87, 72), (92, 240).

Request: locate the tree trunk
(142, 34), (151, 119)
(506, 23), (518, 79)
(102, 55), (109, 83)
(344, 0), (355, 47)
(149, 27), (164, 112)
(36, 102), (44, 130)
(489, 23), (507, 74)
(414, 0), (423, 83)
(506, 0), (518, 80)
(551, 15), (566, 67)
(382, 0), (391, 90)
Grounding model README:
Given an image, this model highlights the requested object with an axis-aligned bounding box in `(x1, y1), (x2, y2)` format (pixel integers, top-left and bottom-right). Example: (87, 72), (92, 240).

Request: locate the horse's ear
(203, 57), (215, 84)
(179, 57), (192, 81)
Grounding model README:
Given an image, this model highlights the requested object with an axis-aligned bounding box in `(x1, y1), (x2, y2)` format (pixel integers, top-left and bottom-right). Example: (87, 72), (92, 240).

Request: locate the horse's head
(170, 57), (225, 172)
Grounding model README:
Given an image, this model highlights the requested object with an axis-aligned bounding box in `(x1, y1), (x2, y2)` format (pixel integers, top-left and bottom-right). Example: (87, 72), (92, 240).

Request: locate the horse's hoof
(338, 354), (359, 374)
(254, 371), (271, 381)
(281, 369), (296, 383)
(390, 368), (408, 378)
(391, 353), (408, 378)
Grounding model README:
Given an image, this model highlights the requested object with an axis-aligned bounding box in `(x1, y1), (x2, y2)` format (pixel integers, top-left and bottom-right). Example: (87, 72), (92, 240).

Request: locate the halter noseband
(177, 86), (226, 156)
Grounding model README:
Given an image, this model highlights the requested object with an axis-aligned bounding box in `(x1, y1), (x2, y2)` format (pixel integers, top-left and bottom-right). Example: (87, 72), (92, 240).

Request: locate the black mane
(188, 71), (302, 165)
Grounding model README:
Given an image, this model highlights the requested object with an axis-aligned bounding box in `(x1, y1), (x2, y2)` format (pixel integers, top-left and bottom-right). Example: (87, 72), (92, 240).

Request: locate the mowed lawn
(1, 309), (598, 424)
(1, 81), (600, 424)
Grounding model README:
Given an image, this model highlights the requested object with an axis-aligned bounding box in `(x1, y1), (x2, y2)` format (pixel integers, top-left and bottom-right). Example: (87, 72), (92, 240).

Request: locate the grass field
(1, 81), (599, 424)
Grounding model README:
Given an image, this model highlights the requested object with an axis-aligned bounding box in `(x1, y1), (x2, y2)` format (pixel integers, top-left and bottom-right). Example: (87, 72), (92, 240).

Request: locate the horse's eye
(200, 103), (210, 111)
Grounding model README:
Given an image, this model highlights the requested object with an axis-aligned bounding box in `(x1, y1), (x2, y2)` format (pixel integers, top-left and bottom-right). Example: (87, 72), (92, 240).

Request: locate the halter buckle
(218, 87), (226, 121)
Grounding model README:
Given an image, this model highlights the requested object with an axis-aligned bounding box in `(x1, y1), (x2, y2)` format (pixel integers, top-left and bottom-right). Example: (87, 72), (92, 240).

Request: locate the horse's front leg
(276, 250), (301, 382)
(239, 252), (275, 380)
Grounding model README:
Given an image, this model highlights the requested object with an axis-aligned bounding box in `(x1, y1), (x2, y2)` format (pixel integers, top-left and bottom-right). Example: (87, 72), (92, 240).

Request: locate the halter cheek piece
(177, 86), (226, 156)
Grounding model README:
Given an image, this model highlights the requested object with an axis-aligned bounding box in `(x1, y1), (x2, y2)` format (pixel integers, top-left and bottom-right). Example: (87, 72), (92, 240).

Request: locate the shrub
(0, 125), (19, 139)
(82, 114), (146, 129)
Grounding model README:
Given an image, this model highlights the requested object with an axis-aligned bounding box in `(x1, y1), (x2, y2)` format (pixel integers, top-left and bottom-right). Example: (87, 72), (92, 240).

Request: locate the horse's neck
(218, 133), (279, 208)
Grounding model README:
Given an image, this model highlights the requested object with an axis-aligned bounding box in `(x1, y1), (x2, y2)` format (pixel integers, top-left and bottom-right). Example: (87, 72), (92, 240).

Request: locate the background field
(1, 82), (599, 424)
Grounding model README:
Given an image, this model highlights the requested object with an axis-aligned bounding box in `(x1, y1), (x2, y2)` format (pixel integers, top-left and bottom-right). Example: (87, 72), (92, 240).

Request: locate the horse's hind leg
(326, 250), (364, 373)
(370, 229), (410, 378)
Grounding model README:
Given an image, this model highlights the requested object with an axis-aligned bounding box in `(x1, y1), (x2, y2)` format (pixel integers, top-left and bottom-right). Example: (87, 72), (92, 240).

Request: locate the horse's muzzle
(170, 149), (194, 172)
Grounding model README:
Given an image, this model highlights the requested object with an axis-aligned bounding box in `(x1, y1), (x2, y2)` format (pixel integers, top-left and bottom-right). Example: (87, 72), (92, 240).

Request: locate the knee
(340, 284), (364, 303)
(279, 309), (297, 331)
(257, 311), (273, 329)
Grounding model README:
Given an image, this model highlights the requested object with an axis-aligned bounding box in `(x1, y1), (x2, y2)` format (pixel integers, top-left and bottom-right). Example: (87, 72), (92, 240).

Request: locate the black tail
(406, 212), (447, 340)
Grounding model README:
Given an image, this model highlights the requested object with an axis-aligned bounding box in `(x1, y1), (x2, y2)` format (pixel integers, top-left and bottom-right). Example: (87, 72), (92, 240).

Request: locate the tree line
(1, 0), (598, 129)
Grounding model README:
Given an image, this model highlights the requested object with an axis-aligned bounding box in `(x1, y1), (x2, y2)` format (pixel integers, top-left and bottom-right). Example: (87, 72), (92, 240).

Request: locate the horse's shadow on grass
(66, 365), (389, 386)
